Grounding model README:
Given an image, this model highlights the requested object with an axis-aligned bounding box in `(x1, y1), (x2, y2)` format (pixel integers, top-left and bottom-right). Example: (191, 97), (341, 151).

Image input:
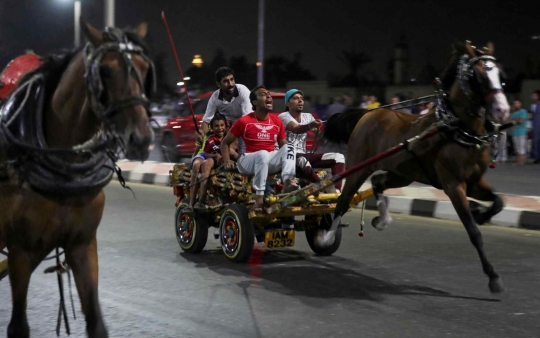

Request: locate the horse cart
(170, 163), (373, 262)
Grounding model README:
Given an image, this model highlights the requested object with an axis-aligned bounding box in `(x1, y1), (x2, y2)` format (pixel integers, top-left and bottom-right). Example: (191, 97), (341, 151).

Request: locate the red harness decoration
(0, 53), (43, 100)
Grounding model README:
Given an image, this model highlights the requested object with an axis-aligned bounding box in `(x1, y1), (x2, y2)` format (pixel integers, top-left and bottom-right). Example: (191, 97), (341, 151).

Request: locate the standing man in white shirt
(279, 89), (345, 192)
(200, 67), (252, 135)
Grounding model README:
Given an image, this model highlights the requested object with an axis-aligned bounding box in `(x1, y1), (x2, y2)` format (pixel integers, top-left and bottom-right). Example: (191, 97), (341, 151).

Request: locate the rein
(368, 94), (438, 112)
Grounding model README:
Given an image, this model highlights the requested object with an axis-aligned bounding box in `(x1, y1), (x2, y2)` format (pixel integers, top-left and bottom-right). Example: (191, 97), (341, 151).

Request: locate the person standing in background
(510, 99), (528, 166)
(529, 90), (540, 163)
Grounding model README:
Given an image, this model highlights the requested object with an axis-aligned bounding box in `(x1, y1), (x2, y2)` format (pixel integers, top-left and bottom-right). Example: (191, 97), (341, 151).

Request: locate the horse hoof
(489, 277), (505, 294)
(471, 209), (487, 225)
(371, 217), (385, 231)
(314, 230), (335, 247)
(371, 216), (391, 231)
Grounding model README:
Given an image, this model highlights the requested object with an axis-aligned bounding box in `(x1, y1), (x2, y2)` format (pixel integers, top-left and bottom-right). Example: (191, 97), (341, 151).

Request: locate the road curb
(355, 195), (540, 230)
(115, 171), (540, 231)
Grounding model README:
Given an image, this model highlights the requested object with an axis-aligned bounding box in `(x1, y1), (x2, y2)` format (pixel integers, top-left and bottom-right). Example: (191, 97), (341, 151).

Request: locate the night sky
(1, 0), (540, 86)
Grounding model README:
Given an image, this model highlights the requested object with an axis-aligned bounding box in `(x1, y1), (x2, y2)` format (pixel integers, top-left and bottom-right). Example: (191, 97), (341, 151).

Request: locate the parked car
(160, 91), (320, 162)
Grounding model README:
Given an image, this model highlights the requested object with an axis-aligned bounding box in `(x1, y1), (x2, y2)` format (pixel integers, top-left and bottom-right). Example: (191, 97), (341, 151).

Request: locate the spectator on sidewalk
(495, 132), (508, 165)
(326, 95), (346, 119)
(366, 95), (381, 110)
(529, 90), (540, 164)
(359, 95), (369, 109)
(510, 99), (528, 166)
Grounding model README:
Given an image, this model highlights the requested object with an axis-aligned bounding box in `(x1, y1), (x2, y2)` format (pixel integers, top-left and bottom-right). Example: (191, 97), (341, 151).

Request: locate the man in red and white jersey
(221, 86), (297, 211)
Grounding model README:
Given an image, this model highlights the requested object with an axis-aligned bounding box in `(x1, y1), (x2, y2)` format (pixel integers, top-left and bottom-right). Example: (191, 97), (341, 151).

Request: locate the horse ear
(486, 42), (495, 55)
(464, 41), (476, 57)
(80, 17), (103, 47)
(135, 22), (148, 39)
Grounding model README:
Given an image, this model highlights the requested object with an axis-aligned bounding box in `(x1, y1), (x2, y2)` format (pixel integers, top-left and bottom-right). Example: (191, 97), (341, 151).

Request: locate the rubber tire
(161, 133), (181, 163)
(219, 204), (255, 263)
(175, 199), (208, 253)
(305, 214), (342, 256)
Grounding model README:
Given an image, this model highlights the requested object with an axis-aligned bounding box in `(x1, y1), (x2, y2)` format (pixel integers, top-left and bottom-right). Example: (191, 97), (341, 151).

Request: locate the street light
(257, 0), (265, 85)
(191, 55), (204, 68)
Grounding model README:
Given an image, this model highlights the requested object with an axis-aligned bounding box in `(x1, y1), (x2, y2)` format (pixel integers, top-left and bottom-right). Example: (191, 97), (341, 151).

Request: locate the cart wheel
(305, 214), (342, 256)
(219, 204), (254, 263)
(175, 199), (208, 253)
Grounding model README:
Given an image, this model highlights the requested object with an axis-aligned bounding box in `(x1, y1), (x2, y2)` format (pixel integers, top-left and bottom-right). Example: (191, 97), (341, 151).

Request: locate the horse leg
(65, 237), (108, 338)
(7, 247), (40, 338)
(442, 180), (504, 293)
(0, 241), (7, 281)
(317, 168), (372, 246)
(370, 172), (413, 231)
(467, 178), (504, 225)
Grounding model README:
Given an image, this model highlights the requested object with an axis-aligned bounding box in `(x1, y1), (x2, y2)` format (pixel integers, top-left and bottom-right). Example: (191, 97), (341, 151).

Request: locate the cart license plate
(264, 230), (295, 249)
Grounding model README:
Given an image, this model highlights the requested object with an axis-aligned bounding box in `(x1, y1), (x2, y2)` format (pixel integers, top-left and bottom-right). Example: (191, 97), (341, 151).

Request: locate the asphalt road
(1, 182), (540, 338)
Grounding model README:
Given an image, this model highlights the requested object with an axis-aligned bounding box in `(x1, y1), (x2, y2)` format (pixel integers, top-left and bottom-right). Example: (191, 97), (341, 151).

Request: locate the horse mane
(440, 50), (460, 90)
(18, 48), (81, 104)
(323, 108), (367, 144)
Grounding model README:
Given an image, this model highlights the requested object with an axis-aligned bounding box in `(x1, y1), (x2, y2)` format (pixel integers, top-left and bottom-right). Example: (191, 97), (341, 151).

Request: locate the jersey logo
(254, 123), (274, 140)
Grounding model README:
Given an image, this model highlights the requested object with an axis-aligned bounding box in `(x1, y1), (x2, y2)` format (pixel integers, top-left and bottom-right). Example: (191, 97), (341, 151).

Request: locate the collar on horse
(429, 52), (505, 149)
(0, 74), (117, 195)
(432, 76), (497, 149)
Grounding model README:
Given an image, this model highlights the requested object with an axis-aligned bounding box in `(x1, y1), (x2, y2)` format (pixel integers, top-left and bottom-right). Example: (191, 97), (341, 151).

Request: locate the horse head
(451, 41), (510, 123)
(81, 19), (155, 161)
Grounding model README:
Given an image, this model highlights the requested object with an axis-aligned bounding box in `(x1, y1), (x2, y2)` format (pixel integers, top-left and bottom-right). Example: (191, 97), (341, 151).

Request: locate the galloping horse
(322, 41), (510, 293)
(0, 19), (155, 337)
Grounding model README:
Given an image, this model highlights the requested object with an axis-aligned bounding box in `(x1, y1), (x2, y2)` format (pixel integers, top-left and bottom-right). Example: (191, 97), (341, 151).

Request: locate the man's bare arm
(201, 121), (210, 135)
(285, 119), (322, 134)
(220, 132), (238, 168)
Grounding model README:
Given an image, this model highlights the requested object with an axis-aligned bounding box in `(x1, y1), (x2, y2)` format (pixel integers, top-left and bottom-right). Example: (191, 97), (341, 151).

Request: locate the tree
(229, 55), (256, 88)
(285, 53), (315, 82)
(152, 52), (176, 98)
(264, 53), (315, 89)
(338, 49), (372, 87)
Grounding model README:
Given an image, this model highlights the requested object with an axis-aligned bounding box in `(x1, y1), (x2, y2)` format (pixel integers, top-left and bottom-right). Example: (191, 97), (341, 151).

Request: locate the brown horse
(321, 41), (510, 293)
(0, 19), (155, 337)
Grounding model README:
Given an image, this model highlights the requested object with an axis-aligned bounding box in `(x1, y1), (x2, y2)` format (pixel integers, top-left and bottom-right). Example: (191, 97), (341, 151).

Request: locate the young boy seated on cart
(188, 112), (238, 210)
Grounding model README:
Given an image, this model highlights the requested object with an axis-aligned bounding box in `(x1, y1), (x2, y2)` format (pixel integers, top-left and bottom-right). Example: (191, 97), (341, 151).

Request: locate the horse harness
(84, 27), (156, 121)
(0, 28), (155, 195)
(397, 54), (505, 187)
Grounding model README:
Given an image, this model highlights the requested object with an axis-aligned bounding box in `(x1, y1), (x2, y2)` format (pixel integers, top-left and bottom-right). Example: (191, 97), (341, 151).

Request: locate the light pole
(58, 0), (81, 47)
(104, 0), (115, 27)
(74, 0), (81, 47)
(257, 0), (264, 85)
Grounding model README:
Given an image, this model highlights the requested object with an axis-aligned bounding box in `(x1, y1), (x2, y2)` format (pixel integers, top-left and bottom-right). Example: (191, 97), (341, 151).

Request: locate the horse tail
(322, 108), (366, 144)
